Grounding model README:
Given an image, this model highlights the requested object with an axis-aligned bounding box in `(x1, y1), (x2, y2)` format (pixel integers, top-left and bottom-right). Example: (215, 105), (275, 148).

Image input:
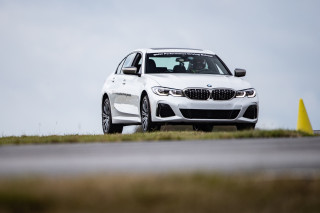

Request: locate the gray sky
(1, 0), (319, 136)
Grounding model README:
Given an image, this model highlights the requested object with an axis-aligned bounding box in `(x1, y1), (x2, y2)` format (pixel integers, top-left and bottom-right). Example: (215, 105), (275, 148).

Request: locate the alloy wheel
(141, 97), (149, 131)
(102, 99), (111, 133)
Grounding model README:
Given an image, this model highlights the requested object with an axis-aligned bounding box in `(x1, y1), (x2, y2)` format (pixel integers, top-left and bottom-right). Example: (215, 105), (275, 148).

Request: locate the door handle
(112, 78), (115, 83)
(122, 79), (126, 85)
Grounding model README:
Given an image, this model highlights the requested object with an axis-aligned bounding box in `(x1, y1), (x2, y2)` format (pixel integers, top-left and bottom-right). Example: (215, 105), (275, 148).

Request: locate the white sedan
(101, 48), (258, 133)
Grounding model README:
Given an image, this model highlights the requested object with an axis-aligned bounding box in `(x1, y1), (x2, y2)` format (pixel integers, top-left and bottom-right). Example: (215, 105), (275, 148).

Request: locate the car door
(108, 58), (125, 120)
(121, 52), (144, 122)
(112, 52), (137, 121)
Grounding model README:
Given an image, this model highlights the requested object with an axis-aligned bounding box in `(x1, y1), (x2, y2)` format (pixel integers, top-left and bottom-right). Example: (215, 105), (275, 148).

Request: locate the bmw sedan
(101, 48), (258, 134)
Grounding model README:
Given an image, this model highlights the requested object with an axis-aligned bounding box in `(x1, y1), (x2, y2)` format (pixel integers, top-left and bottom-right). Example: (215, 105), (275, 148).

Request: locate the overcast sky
(1, 0), (319, 136)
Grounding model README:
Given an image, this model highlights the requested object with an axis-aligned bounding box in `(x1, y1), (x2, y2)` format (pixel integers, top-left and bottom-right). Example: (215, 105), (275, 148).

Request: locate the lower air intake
(156, 103), (175, 117)
(180, 109), (240, 119)
(243, 105), (258, 119)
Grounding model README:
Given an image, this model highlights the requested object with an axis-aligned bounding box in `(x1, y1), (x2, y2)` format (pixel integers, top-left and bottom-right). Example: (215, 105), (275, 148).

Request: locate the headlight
(235, 88), (256, 98)
(235, 91), (246, 98)
(152, 87), (184, 97)
(152, 87), (170, 96)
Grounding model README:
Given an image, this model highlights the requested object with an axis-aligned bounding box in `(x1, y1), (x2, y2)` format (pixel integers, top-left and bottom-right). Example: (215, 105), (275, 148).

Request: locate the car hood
(145, 74), (252, 90)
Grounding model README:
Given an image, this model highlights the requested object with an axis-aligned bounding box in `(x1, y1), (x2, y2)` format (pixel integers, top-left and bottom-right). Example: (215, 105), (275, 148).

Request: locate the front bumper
(149, 93), (259, 124)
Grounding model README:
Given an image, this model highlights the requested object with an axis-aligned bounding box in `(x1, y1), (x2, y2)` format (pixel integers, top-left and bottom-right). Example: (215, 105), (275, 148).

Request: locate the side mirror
(234, 68), (246, 77)
(122, 67), (138, 75)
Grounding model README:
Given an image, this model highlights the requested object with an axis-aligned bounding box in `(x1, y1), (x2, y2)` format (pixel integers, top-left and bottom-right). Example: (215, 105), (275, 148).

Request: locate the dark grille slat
(184, 89), (210, 100)
(212, 89), (235, 100)
(180, 109), (240, 119)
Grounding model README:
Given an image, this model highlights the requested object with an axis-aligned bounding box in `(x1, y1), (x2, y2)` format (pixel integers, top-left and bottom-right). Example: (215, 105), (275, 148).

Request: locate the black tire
(236, 123), (256, 131)
(193, 124), (213, 132)
(102, 98), (123, 134)
(141, 95), (161, 132)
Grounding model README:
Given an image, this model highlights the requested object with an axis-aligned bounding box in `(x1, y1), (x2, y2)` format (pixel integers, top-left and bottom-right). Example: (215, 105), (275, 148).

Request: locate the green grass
(0, 129), (313, 145)
(0, 173), (319, 213)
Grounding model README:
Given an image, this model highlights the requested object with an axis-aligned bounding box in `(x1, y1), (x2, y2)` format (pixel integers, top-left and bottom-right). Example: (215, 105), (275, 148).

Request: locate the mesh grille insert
(212, 89), (235, 100)
(184, 89), (210, 100)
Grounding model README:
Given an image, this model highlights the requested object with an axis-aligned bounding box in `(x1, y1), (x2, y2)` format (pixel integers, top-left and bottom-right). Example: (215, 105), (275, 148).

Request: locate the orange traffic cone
(297, 99), (313, 135)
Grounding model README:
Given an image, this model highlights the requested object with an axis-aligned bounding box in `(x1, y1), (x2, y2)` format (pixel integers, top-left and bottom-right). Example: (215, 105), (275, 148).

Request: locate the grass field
(0, 173), (319, 213)
(0, 129), (313, 145)
(0, 130), (318, 212)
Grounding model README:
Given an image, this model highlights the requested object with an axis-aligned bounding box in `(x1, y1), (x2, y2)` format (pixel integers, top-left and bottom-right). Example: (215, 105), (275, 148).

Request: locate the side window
(115, 59), (125, 74)
(122, 53), (136, 69)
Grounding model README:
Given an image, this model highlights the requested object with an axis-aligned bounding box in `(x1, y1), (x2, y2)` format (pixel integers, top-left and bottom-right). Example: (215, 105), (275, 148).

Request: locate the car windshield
(145, 53), (231, 75)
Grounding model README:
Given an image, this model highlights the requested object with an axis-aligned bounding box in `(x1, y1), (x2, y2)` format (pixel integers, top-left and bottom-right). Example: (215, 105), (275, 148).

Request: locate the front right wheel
(102, 98), (123, 134)
(141, 95), (161, 132)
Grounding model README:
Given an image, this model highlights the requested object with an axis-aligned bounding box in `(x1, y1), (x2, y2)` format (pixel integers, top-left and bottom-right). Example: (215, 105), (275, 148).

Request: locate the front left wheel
(102, 98), (123, 134)
(141, 95), (161, 132)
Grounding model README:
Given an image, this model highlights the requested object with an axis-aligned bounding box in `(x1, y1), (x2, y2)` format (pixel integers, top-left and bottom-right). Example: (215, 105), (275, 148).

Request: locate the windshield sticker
(150, 53), (213, 57)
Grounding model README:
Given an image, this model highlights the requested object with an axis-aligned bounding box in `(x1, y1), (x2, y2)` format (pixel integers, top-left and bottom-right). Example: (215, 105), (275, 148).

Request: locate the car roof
(132, 48), (215, 55)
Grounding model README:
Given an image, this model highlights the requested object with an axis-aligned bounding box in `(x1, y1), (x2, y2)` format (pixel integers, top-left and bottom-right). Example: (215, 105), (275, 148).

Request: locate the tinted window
(146, 53), (231, 75)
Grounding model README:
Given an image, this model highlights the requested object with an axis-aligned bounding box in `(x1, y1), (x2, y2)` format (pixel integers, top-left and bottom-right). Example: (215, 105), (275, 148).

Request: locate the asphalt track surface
(0, 137), (320, 176)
